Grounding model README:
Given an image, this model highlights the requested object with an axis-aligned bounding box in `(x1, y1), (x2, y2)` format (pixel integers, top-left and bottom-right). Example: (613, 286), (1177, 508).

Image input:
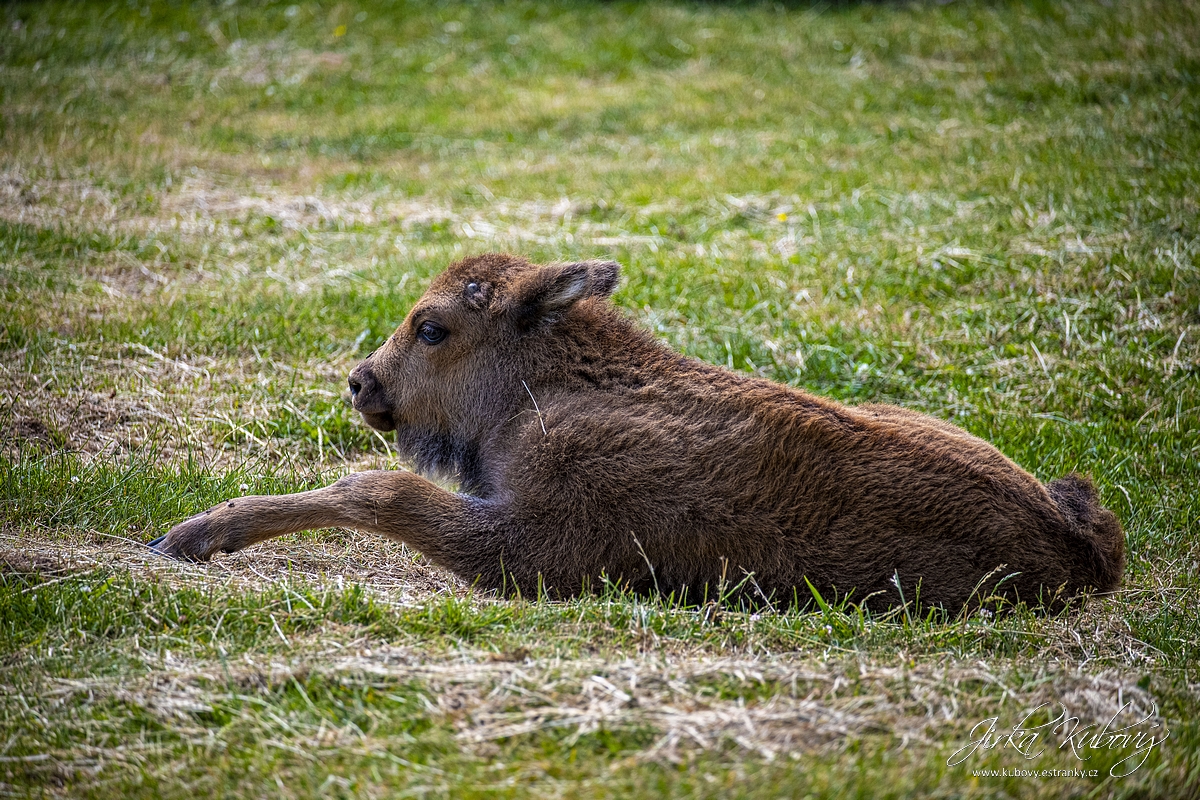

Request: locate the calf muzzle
(348, 362), (396, 430)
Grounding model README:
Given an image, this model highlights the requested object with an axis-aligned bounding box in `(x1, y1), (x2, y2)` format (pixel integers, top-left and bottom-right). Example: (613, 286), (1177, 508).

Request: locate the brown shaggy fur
(152, 254), (1126, 611)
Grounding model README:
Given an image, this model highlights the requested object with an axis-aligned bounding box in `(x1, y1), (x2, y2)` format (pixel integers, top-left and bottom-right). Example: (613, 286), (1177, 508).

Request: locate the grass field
(2, 0), (1199, 796)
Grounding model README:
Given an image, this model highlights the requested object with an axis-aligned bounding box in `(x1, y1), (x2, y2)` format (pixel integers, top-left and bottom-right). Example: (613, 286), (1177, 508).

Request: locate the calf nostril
(348, 376), (362, 397)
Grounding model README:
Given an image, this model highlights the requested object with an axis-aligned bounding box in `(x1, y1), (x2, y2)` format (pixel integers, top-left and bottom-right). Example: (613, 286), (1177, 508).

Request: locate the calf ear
(582, 259), (621, 299)
(506, 260), (622, 329)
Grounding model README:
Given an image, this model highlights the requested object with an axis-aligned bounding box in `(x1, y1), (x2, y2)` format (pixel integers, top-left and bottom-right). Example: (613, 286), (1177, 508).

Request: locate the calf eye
(417, 322), (447, 345)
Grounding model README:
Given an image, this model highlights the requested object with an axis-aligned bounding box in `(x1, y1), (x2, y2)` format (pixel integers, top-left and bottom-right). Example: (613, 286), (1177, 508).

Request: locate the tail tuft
(1047, 474), (1126, 594)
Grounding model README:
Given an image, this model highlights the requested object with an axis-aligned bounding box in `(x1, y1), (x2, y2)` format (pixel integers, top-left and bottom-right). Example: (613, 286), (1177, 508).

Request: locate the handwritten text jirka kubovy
(947, 701), (1169, 778)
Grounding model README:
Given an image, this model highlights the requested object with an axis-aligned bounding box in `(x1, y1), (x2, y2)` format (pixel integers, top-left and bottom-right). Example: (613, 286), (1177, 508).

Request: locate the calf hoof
(148, 513), (219, 562)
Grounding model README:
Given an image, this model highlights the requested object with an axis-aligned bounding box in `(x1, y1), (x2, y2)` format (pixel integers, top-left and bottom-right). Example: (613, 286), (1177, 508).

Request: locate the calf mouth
(358, 410), (397, 432)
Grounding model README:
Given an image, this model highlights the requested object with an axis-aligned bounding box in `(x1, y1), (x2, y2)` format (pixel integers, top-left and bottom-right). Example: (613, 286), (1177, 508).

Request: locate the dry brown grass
(15, 616), (1167, 770)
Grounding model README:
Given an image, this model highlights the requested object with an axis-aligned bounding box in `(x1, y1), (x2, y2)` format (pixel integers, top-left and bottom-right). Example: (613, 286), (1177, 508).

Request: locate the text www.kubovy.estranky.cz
(971, 768), (1101, 779)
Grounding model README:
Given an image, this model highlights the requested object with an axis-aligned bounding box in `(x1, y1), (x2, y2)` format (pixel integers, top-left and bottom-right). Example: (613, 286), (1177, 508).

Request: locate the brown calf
(151, 253), (1126, 611)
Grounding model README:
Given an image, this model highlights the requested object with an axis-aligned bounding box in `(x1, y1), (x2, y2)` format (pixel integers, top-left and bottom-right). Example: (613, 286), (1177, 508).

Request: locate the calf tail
(1046, 474), (1126, 594)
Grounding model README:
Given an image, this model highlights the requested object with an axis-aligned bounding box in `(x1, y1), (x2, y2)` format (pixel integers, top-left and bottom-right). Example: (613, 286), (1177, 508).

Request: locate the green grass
(2, 0), (1199, 796)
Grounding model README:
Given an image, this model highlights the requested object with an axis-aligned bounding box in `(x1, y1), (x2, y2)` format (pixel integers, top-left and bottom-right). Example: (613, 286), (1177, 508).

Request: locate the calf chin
(358, 411), (396, 432)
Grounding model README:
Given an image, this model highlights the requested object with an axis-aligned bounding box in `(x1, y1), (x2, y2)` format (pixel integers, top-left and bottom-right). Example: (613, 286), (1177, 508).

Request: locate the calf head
(347, 254), (619, 478)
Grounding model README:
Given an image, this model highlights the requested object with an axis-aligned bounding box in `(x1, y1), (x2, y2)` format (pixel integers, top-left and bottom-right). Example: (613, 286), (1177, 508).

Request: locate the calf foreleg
(149, 470), (484, 574)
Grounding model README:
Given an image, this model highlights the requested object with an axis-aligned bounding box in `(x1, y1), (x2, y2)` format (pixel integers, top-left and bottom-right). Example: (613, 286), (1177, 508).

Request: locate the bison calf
(151, 253), (1125, 611)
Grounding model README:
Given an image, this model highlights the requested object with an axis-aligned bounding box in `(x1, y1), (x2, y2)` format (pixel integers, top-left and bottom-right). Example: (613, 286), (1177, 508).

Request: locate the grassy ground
(2, 0), (1199, 796)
